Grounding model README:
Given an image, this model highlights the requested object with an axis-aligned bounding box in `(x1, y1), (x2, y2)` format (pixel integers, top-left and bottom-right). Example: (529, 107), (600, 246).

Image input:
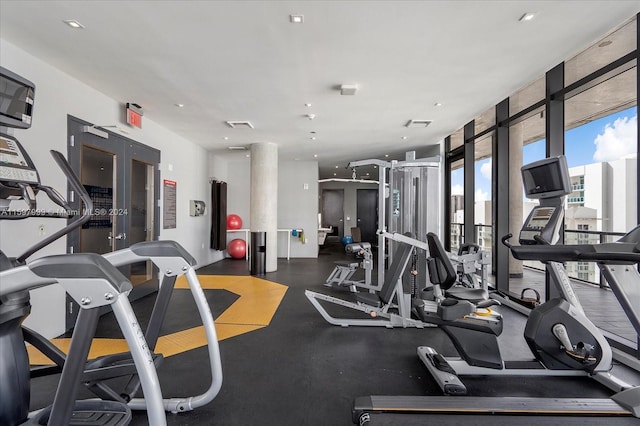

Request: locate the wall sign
(163, 179), (177, 229)
(126, 103), (143, 128)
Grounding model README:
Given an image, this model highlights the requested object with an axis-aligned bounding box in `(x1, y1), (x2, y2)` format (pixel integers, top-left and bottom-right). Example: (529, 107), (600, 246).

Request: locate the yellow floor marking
(179, 275), (287, 325)
(28, 274), (287, 365)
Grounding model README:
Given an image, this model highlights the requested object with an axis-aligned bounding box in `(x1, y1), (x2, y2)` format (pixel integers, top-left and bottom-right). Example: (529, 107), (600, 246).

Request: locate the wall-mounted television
(0, 66), (35, 129)
(521, 155), (571, 199)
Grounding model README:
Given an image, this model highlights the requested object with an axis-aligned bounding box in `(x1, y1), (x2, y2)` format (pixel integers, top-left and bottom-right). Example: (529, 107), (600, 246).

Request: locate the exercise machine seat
(355, 241), (414, 306)
(426, 233), (488, 303)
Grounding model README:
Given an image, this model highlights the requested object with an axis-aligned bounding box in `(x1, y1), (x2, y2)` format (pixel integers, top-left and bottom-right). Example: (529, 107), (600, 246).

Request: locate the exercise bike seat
(445, 286), (489, 303)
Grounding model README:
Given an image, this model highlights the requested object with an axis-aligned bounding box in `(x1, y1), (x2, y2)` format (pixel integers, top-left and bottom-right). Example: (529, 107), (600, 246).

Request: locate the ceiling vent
(225, 120), (254, 129)
(405, 119), (432, 128)
(227, 146), (248, 151)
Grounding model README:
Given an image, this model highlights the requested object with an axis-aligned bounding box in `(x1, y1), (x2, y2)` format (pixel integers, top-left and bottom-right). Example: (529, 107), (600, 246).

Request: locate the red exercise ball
(228, 238), (246, 259)
(227, 214), (243, 230)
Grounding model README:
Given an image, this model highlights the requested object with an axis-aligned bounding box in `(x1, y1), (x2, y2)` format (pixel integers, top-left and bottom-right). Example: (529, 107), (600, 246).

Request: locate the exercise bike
(418, 155), (625, 394)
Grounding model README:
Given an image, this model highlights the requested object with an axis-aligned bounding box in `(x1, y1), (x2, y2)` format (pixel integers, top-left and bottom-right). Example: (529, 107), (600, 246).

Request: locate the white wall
(209, 154), (319, 259)
(1, 40), (214, 337)
(277, 160), (318, 258)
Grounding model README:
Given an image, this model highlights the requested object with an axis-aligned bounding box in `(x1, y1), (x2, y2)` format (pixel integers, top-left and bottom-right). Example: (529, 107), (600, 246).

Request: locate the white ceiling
(1, 1), (638, 178)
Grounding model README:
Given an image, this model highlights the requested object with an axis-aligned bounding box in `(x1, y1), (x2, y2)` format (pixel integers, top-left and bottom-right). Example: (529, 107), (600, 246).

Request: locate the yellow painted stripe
(28, 274), (287, 365)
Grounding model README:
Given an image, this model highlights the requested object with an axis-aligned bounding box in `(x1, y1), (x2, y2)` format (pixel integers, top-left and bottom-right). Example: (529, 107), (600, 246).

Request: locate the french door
(65, 116), (160, 329)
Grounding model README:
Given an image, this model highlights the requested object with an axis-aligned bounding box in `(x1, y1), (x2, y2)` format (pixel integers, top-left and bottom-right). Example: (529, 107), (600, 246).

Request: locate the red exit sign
(126, 103), (143, 128)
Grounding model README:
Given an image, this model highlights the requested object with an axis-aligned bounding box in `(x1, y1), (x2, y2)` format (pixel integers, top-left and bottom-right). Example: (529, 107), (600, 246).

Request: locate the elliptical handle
(16, 151), (93, 263)
(501, 233), (513, 248)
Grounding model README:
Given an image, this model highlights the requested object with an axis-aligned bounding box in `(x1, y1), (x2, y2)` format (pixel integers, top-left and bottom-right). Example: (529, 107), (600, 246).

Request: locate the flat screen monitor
(0, 66), (35, 129)
(521, 155), (571, 199)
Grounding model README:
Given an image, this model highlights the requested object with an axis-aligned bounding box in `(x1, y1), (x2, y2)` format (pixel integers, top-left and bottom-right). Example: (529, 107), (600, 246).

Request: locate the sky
(452, 105), (638, 202)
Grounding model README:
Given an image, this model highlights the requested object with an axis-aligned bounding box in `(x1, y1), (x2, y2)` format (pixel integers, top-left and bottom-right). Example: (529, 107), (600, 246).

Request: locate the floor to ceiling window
(474, 134), (492, 258)
(443, 14), (638, 355)
(562, 17), (637, 346)
(450, 158), (464, 252)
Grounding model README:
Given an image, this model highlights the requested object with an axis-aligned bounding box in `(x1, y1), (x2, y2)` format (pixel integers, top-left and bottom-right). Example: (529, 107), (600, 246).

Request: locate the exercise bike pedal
(429, 352), (456, 375)
(417, 346), (467, 396)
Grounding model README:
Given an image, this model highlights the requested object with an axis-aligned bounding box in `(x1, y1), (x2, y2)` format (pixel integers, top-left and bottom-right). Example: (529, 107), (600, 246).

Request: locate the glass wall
(443, 14), (638, 353)
(563, 62), (637, 345)
(448, 17), (640, 352)
(450, 158), (464, 251)
(507, 112), (546, 298)
(474, 134), (492, 261)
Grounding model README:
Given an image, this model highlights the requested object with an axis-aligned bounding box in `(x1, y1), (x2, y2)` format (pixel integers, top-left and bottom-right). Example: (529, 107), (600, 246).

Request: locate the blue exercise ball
(342, 235), (353, 246)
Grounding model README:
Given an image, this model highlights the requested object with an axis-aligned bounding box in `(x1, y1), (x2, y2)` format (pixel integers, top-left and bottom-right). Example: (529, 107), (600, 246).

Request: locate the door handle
(108, 232), (127, 241)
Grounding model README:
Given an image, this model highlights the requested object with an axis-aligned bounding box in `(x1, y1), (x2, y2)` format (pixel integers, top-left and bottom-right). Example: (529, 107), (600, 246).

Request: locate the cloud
(593, 114), (637, 162)
(480, 159), (492, 180)
(475, 188), (489, 201)
(451, 184), (464, 195)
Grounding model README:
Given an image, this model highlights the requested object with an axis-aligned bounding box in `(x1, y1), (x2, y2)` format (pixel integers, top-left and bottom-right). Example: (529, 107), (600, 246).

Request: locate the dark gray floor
(29, 243), (640, 425)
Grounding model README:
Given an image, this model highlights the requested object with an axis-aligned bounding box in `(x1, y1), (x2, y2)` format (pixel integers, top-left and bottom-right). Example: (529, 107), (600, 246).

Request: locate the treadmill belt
(353, 395), (637, 424)
(359, 413), (640, 425)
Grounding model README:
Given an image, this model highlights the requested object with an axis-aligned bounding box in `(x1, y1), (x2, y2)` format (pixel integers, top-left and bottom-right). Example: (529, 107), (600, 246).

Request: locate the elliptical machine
(0, 66), (223, 425)
(0, 66), (166, 425)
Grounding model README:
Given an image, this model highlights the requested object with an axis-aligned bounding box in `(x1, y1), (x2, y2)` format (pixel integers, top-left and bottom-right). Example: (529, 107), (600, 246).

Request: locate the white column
(250, 142), (278, 272)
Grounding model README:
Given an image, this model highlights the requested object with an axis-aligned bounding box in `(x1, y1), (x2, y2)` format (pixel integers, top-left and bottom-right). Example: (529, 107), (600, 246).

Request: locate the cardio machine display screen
(0, 134), (38, 185)
(526, 207), (555, 230)
(0, 136), (29, 167)
(0, 73), (34, 127)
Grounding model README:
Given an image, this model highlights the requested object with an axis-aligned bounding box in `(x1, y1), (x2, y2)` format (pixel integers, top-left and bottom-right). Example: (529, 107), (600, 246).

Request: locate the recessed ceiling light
(313, 154), (318, 158)
(223, 136), (229, 140)
(290, 14), (304, 24)
(518, 12), (536, 22)
(245, 154), (250, 158)
(434, 102), (443, 107)
(175, 103), (184, 108)
(63, 19), (85, 29)
(385, 154), (389, 158)
(335, 165), (339, 169)
(401, 136), (408, 140)
(340, 84), (358, 95)
(373, 165), (377, 169)
(310, 136), (316, 140)
(333, 172), (337, 176)
(305, 103), (312, 107)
